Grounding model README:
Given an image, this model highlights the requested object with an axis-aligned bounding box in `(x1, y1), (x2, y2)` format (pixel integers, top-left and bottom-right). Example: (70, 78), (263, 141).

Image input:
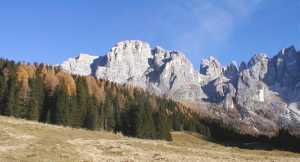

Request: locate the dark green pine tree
(49, 88), (63, 124)
(83, 96), (98, 130)
(136, 104), (156, 139)
(67, 95), (78, 127)
(172, 109), (184, 131)
(153, 108), (172, 141)
(26, 97), (39, 120)
(51, 86), (71, 125)
(120, 102), (156, 139)
(40, 90), (56, 123)
(113, 95), (122, 133)
(0, 67), (7, 114)
(183, 116), (196, 132)
(120, 104), (141, 137)
(73, 77), (89, 127)
(2, 74), (17, 116)
(103, 97), (115, 131)
(29, 73), (45, 121)
(15, 89), (30, 119)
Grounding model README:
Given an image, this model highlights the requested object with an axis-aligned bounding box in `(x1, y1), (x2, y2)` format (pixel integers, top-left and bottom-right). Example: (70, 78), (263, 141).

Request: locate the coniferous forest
(0, 59), (208, 141)
(1, 58), (299, 151)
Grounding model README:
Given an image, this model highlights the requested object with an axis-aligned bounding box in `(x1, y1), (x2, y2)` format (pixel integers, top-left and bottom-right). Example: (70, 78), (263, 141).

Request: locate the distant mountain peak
(200, 56), (223, 79)
(76, 53), (97, 60)
(280, 45), (296, 56)
(61, 53), (98, 76)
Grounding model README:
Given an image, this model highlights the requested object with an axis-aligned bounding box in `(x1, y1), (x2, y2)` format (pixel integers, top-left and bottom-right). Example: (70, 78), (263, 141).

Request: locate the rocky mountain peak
(248, 53), (268, 66)
(62, 40), (206, 103)
(279, 45), (296, 56)
(94, 40), (152, 86)
(200, 56), (223, 79)
(61, 53), (98, 76)
(152, 46), (165, 54)
(224, 61), (239, 79)
(109, 40), (151, 58)
(113, 40), (149, 48)
(246, 53), (269, 80)
(76, 53), (97, 60)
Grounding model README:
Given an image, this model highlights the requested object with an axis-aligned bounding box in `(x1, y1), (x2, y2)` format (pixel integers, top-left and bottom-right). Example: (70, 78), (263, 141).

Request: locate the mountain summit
(62, 40), (206, 103)
(61, 40), (300, 138)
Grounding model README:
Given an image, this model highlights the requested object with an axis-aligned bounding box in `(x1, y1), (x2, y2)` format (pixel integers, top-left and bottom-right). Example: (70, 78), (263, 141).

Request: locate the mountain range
(61, 40), (300, 138)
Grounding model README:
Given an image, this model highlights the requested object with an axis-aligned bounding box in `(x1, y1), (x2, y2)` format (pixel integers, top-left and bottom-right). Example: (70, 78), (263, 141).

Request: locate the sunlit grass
(0, 116), (299, 162)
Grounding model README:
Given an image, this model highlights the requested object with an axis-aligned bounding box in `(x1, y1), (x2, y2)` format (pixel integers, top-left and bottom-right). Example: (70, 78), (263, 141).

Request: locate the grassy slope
(0, 116), (300, 162)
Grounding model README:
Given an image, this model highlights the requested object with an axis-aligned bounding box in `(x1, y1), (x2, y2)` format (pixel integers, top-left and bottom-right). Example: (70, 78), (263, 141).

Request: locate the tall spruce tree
(83, 96), (98, 130)
(2, 74), (17, 116)
(26, 97), (39, 120)
(136, 104), (156, 139)
(29, 73), (45, 121)
(51, 86), (70, 125)
(74, 77), (89, 127)
(120, 104), (141, 137)
(103, 97), (115, 131)
(153, 108), (172, 141)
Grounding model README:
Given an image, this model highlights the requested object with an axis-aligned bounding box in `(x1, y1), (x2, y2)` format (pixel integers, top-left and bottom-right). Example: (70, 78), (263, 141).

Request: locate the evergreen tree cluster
(0, 59), (206, 141)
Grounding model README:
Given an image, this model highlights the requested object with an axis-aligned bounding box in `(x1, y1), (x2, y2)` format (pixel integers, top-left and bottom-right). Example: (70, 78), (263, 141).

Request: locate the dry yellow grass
(0, 116), (299, 162)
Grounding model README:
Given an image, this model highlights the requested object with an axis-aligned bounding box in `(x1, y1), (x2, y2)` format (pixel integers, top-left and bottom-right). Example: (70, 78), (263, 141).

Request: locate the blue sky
(0, 0), (299, 68)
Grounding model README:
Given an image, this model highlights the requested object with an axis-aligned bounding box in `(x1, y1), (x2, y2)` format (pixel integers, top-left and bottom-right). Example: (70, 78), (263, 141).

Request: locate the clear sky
(0, 0), (299, 68)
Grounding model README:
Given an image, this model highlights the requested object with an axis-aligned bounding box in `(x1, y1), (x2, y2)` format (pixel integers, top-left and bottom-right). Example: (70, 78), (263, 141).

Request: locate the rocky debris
(61, 40), (300, 138)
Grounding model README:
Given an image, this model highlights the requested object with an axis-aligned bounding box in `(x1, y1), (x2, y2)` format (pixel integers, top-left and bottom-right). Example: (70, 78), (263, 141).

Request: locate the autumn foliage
(85, 76), (105, 104)
(16, 64), (36, 97)
(56, 71), (76, 96)
(1, 59), (206, 141)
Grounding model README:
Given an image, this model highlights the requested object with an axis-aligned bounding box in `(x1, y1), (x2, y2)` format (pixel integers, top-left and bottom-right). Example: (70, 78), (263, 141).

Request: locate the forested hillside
(1, 58), (300, 152)
(0, 59), (207, 141)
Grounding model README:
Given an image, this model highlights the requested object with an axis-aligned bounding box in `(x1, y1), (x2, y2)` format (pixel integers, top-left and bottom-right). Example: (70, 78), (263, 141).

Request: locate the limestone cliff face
(93, 41), (151, 90)
(62, 40), (207, 102)
(207, 46), (300, 137)
(61, 53), (98, 76)
(200, 56), (223, 80)
(61, 41), (300, 137)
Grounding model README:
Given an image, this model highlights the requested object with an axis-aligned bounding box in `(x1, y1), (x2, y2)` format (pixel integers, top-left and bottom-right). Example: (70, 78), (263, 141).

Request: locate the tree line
(0, 59), (209, 141)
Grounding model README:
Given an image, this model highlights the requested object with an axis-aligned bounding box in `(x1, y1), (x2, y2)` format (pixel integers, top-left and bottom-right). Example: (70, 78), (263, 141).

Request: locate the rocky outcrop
(62, 40), (207, 102)
(222, 47), (300, 137)
(61, 54), (98, 76)
(95, 41), (152, 88)
(200, 56), (223, 80)
(61, 40), (300, 138)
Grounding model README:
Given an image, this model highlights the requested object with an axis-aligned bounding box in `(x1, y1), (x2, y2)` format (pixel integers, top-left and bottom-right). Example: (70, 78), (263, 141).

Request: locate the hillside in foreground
(0, 116), (299, 162)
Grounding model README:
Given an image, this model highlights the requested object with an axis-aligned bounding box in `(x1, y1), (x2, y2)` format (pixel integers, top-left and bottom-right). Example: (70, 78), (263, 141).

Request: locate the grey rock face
(61, 53), (98, 76)
(62, 40), (207, 102)
(229, 47), (300, 136)
(95, 40), (152, 88)
(200, 56), (223, 80)
(224, 61), (238, 79)
(150, 50), (206, 102)
(61, 40), (300, 137)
